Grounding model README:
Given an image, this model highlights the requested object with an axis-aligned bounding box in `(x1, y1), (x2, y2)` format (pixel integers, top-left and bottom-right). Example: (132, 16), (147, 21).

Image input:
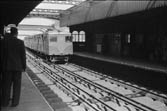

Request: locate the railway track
(61, 63), (167, 102)
(57, 63), (167, 110)
(26, 52), (167, 111)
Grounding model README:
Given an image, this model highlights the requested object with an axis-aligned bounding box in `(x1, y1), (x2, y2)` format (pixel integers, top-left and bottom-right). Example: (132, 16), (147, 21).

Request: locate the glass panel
(65, 36), (72, 42)
(75, 34), (79, 42)
(50, 36), (57, 42)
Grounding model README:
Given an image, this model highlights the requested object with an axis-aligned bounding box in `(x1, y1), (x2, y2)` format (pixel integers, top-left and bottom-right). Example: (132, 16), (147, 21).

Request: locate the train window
(66, 36), (72, 42)
(50, 37), (57, 42)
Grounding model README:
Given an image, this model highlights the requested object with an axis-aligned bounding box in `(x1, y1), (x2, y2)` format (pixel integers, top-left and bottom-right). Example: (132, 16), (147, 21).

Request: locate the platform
(74, 52), (167, 73)
(1, 72), (53, 111)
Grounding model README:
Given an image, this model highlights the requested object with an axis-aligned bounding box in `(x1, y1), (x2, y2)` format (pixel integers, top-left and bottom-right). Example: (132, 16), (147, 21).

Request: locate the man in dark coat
(2, 26), (26, 107)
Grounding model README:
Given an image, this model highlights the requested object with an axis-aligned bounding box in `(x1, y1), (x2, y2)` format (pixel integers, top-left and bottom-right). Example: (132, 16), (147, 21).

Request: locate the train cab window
(50, 37), (57, 42)
(65, 36), (72, 42)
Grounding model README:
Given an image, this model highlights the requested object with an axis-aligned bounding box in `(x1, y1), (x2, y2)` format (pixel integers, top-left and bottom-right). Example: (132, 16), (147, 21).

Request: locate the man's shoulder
(6, 37), (24, 45)
(16, 39), (24, 45)
(17, 38), (24, 42)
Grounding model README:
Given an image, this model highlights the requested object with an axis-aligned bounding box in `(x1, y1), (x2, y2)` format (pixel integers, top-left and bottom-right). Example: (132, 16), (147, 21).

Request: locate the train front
(48, 31), (73, 63)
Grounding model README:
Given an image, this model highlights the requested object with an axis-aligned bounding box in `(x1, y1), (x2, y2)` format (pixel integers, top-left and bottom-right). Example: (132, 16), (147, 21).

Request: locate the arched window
(79, 31), (86, 42)
(72, 31), (79, 42)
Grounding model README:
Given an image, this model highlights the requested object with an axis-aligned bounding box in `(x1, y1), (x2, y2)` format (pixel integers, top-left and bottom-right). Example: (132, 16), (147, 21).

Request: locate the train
(24, 30), (73, 62)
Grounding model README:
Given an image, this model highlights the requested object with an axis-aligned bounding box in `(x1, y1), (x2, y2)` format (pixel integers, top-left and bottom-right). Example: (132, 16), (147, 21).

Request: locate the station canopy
(60, 0), (167, 27)
(18, 0), (86, 39)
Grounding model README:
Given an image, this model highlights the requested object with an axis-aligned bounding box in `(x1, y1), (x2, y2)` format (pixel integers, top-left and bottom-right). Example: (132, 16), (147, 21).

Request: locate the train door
(49, 34), (58, 55)
(43, 33), (49, 54)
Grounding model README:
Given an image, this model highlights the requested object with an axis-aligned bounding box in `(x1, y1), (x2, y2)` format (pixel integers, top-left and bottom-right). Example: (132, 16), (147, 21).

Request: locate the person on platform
(1, 26), (26, 107)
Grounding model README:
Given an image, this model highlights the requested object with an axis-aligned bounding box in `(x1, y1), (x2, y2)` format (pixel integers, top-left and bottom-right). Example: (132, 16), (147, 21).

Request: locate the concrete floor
(1, 72), (53, 111)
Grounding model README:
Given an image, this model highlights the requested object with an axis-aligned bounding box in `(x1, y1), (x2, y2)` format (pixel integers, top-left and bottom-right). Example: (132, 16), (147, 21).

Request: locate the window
(72, 31), (79, 42)
(50, 36), (57, 42)
(125, 34), (131, 44)
(79, 31), (85, 42)
(72, 31), (86, 42)
(75, 35), (79, 42)
(65, 36), (72, 42)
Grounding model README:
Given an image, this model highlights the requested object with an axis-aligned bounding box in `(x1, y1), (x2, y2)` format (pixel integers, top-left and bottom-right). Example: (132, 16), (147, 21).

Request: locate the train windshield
(50, 36), (57, 42)
(65, 36), (72, 42)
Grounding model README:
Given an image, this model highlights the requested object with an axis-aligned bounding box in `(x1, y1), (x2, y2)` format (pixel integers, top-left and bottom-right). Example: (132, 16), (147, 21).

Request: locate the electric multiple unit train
(24, 31), (73, 62)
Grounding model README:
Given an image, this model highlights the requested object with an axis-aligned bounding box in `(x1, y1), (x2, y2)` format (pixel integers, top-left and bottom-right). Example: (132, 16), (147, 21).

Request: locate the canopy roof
(0, 1), (41, 26)
(60, 1), (167, 26)
(17, 0), (86, 39)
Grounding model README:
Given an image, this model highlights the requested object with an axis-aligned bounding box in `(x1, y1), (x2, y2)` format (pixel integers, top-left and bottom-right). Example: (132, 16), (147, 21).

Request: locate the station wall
(70, 7), (167, 64)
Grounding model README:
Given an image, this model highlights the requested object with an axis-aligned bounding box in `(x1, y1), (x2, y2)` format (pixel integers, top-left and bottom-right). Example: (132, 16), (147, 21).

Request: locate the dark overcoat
(2, 36), (26, 71)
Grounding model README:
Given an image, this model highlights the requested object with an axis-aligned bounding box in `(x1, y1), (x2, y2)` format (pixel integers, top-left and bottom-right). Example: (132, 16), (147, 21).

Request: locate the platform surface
(1, 72), (53, 111)
(74, 52), (167, 73)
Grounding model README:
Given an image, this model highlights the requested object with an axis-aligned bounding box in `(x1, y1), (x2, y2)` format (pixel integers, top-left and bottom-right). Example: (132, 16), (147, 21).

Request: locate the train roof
(47, 31), (71, 35)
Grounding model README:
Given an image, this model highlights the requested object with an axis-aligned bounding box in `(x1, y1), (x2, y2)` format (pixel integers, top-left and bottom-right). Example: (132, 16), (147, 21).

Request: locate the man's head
(10, 27), (18, 37)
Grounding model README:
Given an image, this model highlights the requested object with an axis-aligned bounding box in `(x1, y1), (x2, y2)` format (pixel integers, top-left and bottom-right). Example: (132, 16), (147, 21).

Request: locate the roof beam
(18, 24), (54, 31)
(27, 8), (61, 19)
(27, 13), (60, 19)
(31, 8), (62, 14)
(42, 0), (83, 5)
